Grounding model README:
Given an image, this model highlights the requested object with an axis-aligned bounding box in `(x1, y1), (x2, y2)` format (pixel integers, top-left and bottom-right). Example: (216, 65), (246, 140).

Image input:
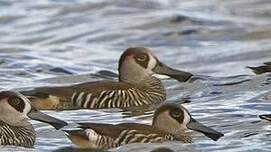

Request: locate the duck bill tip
(187, 118), (224, 141)
(153, 61), (193, 82)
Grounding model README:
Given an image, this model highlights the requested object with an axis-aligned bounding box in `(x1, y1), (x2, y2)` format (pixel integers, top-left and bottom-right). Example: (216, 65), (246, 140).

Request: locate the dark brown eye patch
(134, 53), (149, 68)
(8, 96), (25, 113)
(171, 110), (181, 117)
(170, 109), (184, 123)
(135, 53), (148, 61)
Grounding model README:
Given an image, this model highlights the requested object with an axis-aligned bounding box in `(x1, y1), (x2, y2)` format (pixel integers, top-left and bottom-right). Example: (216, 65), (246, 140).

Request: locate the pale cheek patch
(0, 101), (24, 124)
(183, 109), (191, 129)
(23, 101), (31, 117)
(147, 54), (157, 70)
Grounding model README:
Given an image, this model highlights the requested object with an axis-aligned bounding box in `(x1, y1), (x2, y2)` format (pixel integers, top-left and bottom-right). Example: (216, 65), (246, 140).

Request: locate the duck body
(22, 47), (192, 110)
(24, 76), (166, 109)
(65, 122), (187, 149)
(64, 103), (224, 149)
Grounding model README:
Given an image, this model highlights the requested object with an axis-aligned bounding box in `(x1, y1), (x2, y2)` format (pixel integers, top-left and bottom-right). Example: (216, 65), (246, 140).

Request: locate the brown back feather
(21, 80), (133, 102)
(78, 122), (179, 140)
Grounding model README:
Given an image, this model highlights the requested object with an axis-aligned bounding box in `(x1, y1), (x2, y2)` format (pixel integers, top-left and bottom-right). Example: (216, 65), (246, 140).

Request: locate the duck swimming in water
(63, 103), (223, 149)
(21, 47), (193, 110)
(0, 91), (67, 147)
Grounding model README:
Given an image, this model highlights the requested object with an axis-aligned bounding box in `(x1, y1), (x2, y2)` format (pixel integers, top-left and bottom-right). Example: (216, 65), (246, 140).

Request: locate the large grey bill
(28, 109), (67, 130)
(153, 61), (193, 82)
(187, 118), (224, 141)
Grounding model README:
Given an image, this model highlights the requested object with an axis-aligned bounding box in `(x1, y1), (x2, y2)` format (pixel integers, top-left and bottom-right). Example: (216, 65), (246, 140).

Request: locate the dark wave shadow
(53, 146), (109, 152)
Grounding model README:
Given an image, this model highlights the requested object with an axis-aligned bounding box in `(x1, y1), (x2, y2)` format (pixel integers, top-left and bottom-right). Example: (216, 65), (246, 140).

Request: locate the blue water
(0, 0), (271, 151)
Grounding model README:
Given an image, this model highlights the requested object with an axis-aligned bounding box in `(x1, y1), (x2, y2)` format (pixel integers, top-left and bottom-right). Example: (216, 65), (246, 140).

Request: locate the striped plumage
(71, 77), (165, 109)
(0, 91), (67, 147)
(0, 121), (35, 147)
(66, 124), (177, 149)
(64, 103), (224, 149)
(21, 47), (192, 110)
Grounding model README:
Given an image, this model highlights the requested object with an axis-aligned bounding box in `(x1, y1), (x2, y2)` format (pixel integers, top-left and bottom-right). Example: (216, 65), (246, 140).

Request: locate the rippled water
(0, 0), (271, 151)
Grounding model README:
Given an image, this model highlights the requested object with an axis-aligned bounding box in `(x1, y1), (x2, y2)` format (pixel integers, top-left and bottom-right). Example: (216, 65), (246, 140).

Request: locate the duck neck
(0, 120), (36, 147)
(120, 74), (163, 89)
(118, 69), (150, 84)
(129, 76), (166, 101)
(119, 75), (166, 106)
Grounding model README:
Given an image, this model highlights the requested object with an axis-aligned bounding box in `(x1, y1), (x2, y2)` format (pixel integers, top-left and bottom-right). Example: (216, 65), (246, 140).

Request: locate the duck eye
(8, 96), (22, 106)
(136, 54), (147, 61)
(7, 96), (25, 112)
(171, 110), (182, 118)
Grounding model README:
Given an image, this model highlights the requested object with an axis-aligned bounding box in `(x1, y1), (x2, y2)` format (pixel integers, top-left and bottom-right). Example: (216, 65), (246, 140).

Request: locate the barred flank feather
(93, 129), (174, 149)
(72, 77), (166, 108)
(0, 121), (35, 147)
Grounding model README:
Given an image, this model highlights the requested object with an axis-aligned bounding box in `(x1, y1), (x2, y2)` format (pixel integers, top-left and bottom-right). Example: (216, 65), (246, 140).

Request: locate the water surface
(0, 0), (271, 151)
